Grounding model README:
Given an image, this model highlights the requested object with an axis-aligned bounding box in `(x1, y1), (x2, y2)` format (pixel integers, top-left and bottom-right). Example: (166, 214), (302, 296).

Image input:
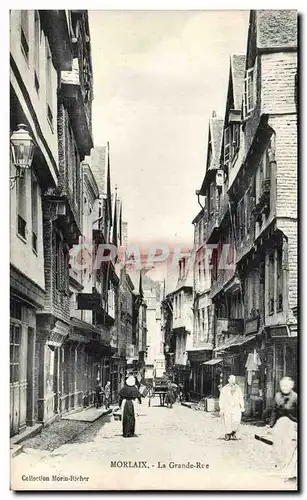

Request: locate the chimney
(212, 110), (216, 118)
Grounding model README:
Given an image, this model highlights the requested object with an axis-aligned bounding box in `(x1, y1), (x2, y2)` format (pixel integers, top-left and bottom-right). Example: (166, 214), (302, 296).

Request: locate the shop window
(10, 324), (21, 383)
(45, 346), (55, 394)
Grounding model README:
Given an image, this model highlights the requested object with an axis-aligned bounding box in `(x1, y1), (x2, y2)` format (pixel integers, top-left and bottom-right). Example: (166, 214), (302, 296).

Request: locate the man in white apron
(219, 375), (245, 440)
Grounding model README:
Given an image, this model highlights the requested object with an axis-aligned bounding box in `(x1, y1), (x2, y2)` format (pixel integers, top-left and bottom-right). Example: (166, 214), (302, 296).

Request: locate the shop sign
(216, 319), (228, 336)
(245, 317), (259, 335)
(270, 326), (289, 338)
(77, 293), (101, 310)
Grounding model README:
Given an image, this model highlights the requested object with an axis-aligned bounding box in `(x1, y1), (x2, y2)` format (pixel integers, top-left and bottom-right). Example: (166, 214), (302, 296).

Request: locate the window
(206, 306), (211, 342)
(203, 198), (208, 229)
(209, 183), (215, 215)
(268, 253), (275, 314)
(34, 11), (40, 91)
(259, 149), (270, 185)
(276, 248), (283, 312)
(207, 142), (212, 169)
(17, 173), (27, 239)
(237, 197), (245, 241)
(46, 40), (53, 127)
(232, 123), (240, 154)
(245, 189), (251, 233)
(201, 308), (205, 338)
(224, 127), (231, 166)
(10, 300), (22, 320)
(55, 233), (64, 291)
(74, 146), (80, 205)
(10, 324), (21, 383)
(31, 173), (38, 253)
(20, 10), (29, 60)
(244, 67), (254, 116)
(198, 261), (201, 287)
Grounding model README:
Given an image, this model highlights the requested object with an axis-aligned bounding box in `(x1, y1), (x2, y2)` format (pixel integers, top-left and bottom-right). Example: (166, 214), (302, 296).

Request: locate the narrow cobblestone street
(11, 401), (296, 491)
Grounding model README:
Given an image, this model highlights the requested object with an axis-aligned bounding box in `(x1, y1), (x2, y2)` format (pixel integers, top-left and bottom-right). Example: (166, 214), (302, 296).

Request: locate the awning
(126, 357), (138, 365)
(187, 344), (213, 352)
(214, 334), (256, 352)
(203, 358), (223, 366)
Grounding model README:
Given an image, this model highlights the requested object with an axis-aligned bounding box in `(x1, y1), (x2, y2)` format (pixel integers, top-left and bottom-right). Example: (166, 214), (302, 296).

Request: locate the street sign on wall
(77, 293), (101, 310)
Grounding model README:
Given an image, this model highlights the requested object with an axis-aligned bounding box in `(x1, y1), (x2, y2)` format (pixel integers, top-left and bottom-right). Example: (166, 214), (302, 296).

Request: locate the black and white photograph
(9, 8), (298, 491)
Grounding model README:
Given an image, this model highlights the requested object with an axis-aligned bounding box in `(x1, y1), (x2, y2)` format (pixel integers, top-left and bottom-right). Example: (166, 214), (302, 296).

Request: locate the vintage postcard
(9, 9), (298, 491)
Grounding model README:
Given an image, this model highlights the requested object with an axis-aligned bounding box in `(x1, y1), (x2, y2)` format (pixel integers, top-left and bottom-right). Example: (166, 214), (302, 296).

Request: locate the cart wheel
(225, 434), (230, 441)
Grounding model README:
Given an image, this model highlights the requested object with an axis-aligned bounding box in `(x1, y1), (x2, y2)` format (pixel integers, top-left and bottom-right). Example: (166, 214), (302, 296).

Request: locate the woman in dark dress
(118, 376), (142, 438)
(165, 380), (175, 409)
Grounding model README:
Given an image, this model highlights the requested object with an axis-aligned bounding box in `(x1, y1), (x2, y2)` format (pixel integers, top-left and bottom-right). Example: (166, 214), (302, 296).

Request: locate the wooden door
(10, 323), (21, 436)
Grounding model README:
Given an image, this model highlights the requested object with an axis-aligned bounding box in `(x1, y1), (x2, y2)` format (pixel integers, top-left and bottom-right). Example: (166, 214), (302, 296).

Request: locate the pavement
(61, 406), (112, 422)
(10, 399), (297, 491)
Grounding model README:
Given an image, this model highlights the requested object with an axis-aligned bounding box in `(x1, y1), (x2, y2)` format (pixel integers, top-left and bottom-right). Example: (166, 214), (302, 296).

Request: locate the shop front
(264, 325), (297, 408)
(36, 316), (69, 425)
(214, 332), (265, 418)
(187, 348), (212, 401)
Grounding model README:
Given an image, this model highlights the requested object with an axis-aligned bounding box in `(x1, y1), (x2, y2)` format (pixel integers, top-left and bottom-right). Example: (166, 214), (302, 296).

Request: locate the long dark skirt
(122, 400), (135, 437)
(165, 390), (175, 406)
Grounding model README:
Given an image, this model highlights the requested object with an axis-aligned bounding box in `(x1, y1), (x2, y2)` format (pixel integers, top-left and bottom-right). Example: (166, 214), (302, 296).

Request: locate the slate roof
(207, 116), (224, 171)
(230, 54), (246, 110)
(256, 10), (297, 49)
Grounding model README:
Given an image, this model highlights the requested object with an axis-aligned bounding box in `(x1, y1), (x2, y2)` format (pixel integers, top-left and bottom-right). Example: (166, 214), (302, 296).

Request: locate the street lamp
(10, 124), (36, 189)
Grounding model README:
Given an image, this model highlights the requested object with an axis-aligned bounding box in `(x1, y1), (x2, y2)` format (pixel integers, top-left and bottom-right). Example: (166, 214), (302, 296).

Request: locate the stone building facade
(10, 10), (73, 436)
(191, 10), (297, 415)
(10, 10), (146, 439)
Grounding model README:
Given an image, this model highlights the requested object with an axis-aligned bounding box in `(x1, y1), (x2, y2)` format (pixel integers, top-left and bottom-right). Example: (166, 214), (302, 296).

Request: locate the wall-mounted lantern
(10, 124), (36, 189)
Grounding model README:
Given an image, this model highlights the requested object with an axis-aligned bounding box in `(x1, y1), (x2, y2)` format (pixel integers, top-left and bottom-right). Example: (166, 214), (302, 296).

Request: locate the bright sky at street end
(89, 10), (249, 250)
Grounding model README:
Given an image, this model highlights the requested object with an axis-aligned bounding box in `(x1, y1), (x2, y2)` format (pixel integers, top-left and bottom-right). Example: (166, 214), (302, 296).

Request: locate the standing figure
(118, 376), (142, 438)
(219, 375), (245, 440)
(165, 380), (175, 409)
(95, 379), (104, 409)
(269, 376), (297, 482)
(104, 381), (111, 409)
(147, 384), (153, 407)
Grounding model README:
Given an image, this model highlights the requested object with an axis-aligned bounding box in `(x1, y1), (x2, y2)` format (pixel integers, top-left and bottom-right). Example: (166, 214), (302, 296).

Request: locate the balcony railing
(204, 211), (218, 243)
(210, 266), (236, 299)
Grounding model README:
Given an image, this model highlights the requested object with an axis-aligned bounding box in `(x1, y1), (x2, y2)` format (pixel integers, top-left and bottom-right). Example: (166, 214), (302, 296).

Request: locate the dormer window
(224, 127), (231, 166)
(244, 67), (255, 117)
(223, 123), (240, 167)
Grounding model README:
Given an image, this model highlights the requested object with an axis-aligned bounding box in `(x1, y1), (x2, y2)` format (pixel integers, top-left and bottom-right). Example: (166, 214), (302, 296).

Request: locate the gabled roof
(246, 10), (297, 69)
(207, 115), (224, 172)
(230, 54), (246, 111)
